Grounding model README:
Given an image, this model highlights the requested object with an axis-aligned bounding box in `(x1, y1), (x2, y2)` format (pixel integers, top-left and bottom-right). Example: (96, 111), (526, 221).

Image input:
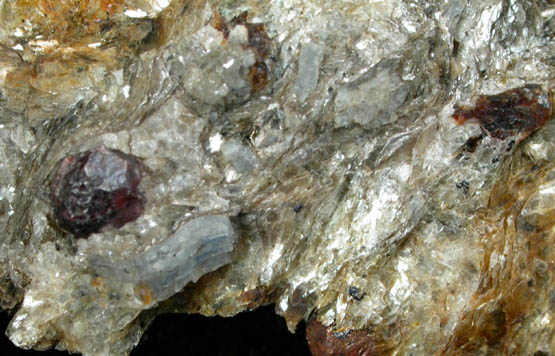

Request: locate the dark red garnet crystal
(453, 84), (552, 142)
(50, 146), (145, 238)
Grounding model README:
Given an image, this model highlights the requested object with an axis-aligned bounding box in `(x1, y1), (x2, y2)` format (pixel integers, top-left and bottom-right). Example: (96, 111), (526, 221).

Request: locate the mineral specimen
(0, 0), (553, 355)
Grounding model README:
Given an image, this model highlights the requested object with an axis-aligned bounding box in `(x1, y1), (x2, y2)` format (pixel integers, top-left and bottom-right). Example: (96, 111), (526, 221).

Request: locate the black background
(0, 305), (311, 356)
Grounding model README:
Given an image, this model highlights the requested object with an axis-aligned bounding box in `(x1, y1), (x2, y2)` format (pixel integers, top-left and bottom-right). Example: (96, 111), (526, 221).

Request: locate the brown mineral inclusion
(9, 0), (127, 47)
(211, 11), (273, 93)
(306, 319), (380, 356)
(453, 85), (552, 142)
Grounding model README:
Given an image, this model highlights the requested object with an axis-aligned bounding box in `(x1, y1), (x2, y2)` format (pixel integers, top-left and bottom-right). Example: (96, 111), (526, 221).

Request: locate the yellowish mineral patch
(0, 0), (189, 122)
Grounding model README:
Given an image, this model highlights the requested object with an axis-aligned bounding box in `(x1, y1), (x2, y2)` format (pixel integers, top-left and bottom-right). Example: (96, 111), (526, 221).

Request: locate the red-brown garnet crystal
(50, 146), (145, 238)
(453, 84), (552, 142)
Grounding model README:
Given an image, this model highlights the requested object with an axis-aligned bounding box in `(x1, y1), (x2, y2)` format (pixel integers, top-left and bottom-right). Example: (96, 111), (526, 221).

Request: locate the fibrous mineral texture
(0, 0), (553, 355)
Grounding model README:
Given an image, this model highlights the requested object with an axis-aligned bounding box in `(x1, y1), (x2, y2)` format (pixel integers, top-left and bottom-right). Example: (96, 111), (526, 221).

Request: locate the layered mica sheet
(0, 1), (554, 356)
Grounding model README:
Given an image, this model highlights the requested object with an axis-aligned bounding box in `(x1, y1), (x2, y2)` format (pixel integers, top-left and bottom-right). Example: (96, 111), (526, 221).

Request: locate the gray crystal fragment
(334, 61), (409, 128)
(88, 215), (237, 301)
(294, 42), (324, 103)
(221, 139), (259, 174)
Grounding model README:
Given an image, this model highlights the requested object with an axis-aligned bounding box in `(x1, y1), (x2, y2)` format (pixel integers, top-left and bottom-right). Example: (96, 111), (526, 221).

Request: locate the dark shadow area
(0, 305), (311, 356)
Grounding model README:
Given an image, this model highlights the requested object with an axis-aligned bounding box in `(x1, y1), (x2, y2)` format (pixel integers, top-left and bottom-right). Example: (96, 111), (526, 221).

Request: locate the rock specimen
(0, 0), (553, 355)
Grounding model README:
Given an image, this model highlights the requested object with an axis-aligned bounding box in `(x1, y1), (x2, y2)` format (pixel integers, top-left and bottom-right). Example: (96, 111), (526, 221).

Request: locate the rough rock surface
(0, 0), (553, 355)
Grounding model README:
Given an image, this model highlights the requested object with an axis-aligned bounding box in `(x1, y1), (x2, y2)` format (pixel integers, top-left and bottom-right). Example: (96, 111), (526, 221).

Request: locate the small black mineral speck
(461, 135), (483, 153)
(456, 181), (470, 192)
(506, 140), (515, 152)
(348, 286), (365, 301)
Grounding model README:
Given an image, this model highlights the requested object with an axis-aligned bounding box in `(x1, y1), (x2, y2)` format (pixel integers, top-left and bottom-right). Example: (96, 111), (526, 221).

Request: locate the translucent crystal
(88, 215), (237, 301)
(294, 42), (324, 103)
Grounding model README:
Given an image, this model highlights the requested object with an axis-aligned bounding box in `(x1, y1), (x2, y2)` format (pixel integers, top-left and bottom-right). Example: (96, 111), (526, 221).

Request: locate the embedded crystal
(453, 84), (552, 142)
(88, 215), (237, 301)
(50, 146), (144, 237)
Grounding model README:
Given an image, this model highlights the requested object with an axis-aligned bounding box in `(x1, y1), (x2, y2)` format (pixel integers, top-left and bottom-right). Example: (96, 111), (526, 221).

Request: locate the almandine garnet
(50, 146), (145, 238)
